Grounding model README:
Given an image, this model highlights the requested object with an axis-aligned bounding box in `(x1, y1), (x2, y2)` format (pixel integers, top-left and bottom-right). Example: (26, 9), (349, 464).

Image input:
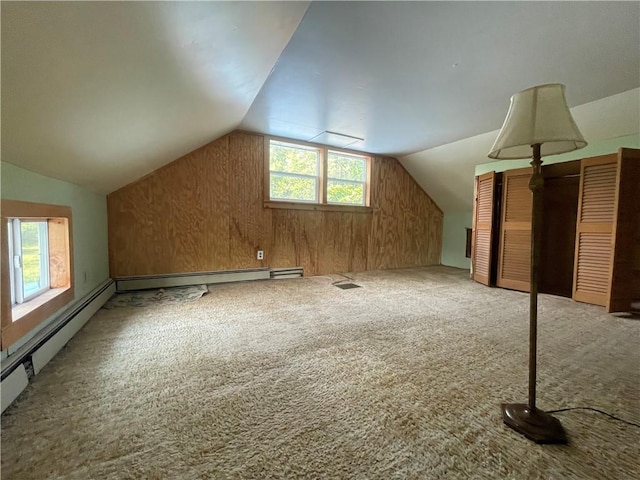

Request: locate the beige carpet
(2, 266), (639, 479)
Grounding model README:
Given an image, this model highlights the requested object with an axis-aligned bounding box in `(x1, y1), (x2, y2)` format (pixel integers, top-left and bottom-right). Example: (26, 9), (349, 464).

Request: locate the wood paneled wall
(107, 131), (443, 277)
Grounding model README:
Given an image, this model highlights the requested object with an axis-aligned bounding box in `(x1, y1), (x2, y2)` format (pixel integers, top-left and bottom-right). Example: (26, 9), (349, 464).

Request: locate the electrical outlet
(257, 250), (264, 260)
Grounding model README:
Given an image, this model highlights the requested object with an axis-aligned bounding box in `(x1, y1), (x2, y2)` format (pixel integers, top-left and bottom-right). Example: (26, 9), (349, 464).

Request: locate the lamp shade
(488, 83), (587, 159)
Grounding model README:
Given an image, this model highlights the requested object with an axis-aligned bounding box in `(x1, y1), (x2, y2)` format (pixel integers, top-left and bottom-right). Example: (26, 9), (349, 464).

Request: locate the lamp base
(501, 403), (567, 444)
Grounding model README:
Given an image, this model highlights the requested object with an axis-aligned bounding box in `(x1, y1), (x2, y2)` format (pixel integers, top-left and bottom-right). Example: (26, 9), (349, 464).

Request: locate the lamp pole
(501, 142), (566, 444)
(528, 143), (543, 410)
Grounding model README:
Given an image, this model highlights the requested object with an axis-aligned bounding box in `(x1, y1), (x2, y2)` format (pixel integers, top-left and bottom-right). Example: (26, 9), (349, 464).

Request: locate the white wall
(1, 162), (109, 354)
(441, 212), (472, 270)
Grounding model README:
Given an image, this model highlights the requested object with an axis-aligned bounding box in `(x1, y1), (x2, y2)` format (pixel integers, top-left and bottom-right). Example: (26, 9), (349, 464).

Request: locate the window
(269, 141), (320, 203)
(9, 220), (50, 304)
(1, 200), (73, 349)
(266, 139), (371, 210)
(327, 151), (367, 205)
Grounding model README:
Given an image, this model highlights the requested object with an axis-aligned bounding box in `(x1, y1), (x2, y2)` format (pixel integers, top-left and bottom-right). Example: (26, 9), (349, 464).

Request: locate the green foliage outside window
(21, 246), (41, 285)
(270, 143), (318, 175)
(270, 142), (319, 202)
(270, 174), (317, 202)
(327, 152), (365, 182)
(20, 222), (42, 286)
(327, 152), (366, 205)
(269, 140), (368, 206)
(327, 181), (364, 204)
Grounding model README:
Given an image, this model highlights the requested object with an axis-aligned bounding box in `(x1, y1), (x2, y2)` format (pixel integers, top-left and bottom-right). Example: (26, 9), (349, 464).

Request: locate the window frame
(1, 200), (74, 350)
(325, 150), (369, 207)
(11, 219), (51, 303)
(268, 140), (322, 204)
(264, 136), (373, 213)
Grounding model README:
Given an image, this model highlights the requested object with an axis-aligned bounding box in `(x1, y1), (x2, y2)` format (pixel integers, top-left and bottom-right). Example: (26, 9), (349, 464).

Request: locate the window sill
(11, 288), (68, 323)
(264, 201), (373, 214)
(2, 287), (74, 349)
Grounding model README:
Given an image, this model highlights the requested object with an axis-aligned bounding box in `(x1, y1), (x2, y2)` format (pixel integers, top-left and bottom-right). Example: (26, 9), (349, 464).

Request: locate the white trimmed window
(269, 141), (321, 203)
(326, 150), (367, 206)
(1, 200), (73, 349)
(8, 219), (50, 305)
(267, 139), (371, 208)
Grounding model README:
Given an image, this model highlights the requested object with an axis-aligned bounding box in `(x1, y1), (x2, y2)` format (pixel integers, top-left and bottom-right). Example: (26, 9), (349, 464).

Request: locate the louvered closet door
(472, 172), (496, 285)
(497, 167), (532, 292)
(572, 154), (618, 306)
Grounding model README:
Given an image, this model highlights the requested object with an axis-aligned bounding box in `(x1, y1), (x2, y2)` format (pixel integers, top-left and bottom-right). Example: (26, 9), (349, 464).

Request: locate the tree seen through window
(268, 140), (369, 206)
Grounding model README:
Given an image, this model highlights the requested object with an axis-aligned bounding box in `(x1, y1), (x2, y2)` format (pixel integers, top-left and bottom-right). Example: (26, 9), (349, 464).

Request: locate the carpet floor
(1, 266), (639, 479)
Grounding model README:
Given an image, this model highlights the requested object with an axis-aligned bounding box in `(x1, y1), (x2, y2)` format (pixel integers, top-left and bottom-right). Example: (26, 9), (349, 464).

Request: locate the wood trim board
(1, 200), (74, 349)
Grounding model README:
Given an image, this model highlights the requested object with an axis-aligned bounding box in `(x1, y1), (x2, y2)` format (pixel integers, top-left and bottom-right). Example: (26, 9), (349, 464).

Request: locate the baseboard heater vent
(115, 268), (272, 292)
(270, 267), (304, 279)
(1, 279), (115, 413)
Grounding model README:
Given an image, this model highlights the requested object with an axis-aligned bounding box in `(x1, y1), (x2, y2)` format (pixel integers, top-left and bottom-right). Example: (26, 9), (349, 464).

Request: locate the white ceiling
(1, 1), (309, 193)
(400, 88), (640, 213)
(242, 1), (639, 154)
(2, 1), (639, 203)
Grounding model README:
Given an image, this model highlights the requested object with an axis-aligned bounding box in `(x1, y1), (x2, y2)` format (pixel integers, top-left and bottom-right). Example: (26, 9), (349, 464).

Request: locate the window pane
(21, 221), (47, 297)
(328, 152), (366, 181)
(327, 180), (365, 205)
(270, 142), (319, 176)
(270, 173), (318, 202)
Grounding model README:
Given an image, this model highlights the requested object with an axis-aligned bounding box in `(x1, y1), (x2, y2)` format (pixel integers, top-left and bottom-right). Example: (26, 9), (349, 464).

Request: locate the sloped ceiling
(2, 1), (639, 201)
(400, 89), (640, 213)
(1, 1), (309, 193)
(242, 1), (639, 155)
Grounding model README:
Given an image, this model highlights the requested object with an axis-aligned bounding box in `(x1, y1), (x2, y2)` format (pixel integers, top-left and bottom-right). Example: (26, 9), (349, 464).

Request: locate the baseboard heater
(1, 279), (115, 413)
(115, 267), (303, 292)
(270, 267), (304, 279)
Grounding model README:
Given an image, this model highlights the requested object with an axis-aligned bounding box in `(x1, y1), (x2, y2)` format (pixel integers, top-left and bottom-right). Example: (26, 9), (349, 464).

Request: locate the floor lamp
(488, 83), (587, 444)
